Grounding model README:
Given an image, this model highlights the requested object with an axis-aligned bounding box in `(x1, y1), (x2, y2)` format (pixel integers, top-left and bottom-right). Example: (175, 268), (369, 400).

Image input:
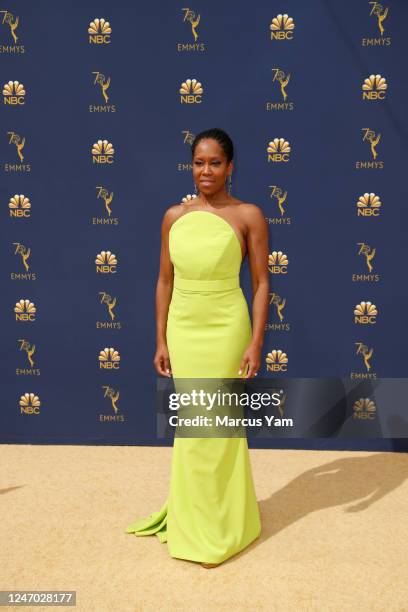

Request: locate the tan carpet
(1, 444), (407, 612)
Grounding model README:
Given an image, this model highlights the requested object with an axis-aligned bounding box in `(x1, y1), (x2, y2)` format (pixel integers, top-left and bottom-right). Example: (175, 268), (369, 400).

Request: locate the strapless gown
(125, 209), (261, 564)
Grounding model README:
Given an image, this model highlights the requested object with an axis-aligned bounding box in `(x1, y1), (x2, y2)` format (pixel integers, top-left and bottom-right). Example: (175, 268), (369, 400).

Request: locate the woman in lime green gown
(125, 128), (269, 566)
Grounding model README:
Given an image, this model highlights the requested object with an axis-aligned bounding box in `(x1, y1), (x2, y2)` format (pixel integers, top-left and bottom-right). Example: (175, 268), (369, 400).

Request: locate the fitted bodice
(169, 210), (243, 284)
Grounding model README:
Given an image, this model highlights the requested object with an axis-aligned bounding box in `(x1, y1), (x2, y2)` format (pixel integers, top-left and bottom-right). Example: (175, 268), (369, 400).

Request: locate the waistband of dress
(173, 275), (240, 292)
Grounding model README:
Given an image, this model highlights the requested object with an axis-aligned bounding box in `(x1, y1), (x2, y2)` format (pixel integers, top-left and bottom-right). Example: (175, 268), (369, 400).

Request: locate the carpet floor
(1, 445), (407, 611)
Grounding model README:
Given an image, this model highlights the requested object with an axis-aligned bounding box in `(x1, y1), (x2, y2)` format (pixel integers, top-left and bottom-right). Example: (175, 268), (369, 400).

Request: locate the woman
(125, 128), (269, 568)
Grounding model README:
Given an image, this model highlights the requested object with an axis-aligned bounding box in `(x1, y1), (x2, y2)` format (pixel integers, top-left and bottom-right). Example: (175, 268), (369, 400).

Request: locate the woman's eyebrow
(194, 157), (221, 160)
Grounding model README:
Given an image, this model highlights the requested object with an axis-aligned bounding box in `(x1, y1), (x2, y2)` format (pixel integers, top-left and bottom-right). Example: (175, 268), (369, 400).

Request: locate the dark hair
(191, 128), (234, 163)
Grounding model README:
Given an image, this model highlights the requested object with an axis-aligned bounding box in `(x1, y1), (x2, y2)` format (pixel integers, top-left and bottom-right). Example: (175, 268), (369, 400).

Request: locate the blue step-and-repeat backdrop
(1, 1), (407, 450)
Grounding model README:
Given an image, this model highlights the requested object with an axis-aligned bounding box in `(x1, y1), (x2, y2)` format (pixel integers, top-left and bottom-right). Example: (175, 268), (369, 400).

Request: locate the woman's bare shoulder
(235, 201), (266, 226)
(162, 201), (189, 229)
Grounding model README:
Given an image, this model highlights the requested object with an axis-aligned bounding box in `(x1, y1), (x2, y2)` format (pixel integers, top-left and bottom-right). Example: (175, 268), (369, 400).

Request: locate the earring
(228, 174), (232, 195)
(194, 183), (198, 195)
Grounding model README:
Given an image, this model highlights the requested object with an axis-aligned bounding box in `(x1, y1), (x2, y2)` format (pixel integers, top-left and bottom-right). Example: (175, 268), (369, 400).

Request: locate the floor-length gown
(125, 209), (261, 564)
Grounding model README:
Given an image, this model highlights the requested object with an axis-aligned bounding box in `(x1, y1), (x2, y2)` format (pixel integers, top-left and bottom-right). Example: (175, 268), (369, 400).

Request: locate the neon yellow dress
(125, 210), (261, 564)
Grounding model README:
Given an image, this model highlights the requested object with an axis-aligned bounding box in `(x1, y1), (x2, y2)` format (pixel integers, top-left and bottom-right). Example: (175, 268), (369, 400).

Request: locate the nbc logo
(268, 251), (289, 274)
(19, 392), (41, 415)
(3, 80), (25, 104)
(14, 299), (36, 321)
(92, 140), (114, 164)
(354, 301), (377, 324)
(270, 14), (295, 40)
(180, 78), (203, 103)
(267, 138), (291, 162)
(99, 347), (120, 370)
(9, 194), (31, 218)
(266, 350), (288, 372)
(356, 193), (382, 217)
(88, 18), (111, 44)
(362, 74), (387, 100)
(353, 398), (376, 420)
(95, 251), (117, 273)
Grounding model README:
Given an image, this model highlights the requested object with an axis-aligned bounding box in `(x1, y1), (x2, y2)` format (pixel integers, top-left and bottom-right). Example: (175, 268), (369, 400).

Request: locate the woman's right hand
(153, 343), (172, 377)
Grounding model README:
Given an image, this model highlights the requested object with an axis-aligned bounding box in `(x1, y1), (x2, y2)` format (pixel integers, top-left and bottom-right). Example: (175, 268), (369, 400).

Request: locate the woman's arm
(153, 209), (177, 377)
(239, 205), (269, 378)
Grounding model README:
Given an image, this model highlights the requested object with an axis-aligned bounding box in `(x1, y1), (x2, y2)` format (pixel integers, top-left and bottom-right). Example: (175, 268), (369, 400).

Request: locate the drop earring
(228, 174), (232, 195)
(194, 182), (198, 195)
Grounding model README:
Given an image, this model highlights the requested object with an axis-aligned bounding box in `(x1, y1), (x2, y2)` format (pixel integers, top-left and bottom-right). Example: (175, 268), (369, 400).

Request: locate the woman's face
(192, 138), (233, 196)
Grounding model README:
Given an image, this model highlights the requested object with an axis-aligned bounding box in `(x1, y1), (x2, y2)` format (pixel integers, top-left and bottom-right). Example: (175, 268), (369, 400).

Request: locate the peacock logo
(88, 18), (111, 44)
(92, 140), (115, 164)
(9, 194), (31, 218)
(19, 392), (41, 415)
(95, 250), (117, 274)
(268, 251), (289, 274)
(354, 301), (378, 324)
(270, 14), (295, 40)
(353, 398), (376, 420)
(362, 74), (387, 100)
(267, 138), (291, 162)
(180, 78), (203, 104)
(356, 192), (382, 217)
(99, 347), (120, 370)
(14, 299), (36, 321)
(265, 350), (288, 372)
(3, 80), (25, 104)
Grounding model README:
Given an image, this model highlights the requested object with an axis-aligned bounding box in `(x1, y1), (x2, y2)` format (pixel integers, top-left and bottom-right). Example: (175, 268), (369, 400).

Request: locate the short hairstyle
(191, 128), (234, 163)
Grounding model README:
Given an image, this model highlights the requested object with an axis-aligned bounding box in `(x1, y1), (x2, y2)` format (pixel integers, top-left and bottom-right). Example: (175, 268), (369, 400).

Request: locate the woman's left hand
(238, 343), (261, 378)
